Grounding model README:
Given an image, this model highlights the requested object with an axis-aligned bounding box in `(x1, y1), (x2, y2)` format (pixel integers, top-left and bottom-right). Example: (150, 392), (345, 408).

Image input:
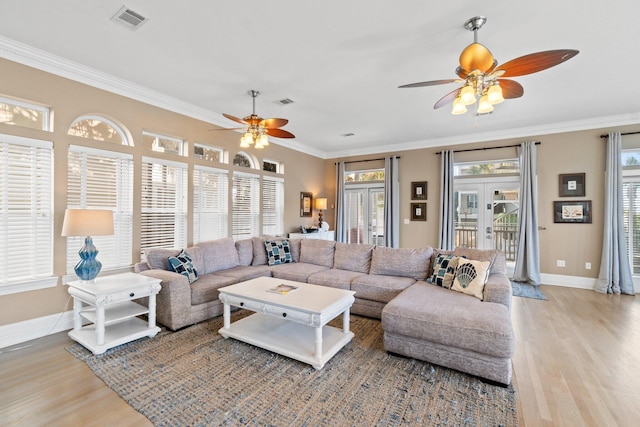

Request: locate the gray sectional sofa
(134, 236), (514, 384)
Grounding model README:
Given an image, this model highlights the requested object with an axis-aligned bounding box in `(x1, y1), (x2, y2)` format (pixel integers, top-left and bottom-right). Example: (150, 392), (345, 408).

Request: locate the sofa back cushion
(197, 237), (240, 274)
(334, 242), (374, 273)
(235, 239), (254, 266)
(252, 236), (301, 265)
(429, 247), (505, 278)
(300, 239), (336, 268)
(145, 246), (204, 274)
(370, 246), (433, 280)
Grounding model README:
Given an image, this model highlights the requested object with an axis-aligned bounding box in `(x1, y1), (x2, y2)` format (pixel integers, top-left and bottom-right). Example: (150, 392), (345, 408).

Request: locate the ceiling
(0, 1), (639, 158)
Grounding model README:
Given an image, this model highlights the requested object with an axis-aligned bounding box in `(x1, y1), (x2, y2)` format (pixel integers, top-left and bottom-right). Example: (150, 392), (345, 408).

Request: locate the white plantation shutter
(67, 146), (133, 273)
(0, 135), (53, 285)
(141, 157), (188, 254)
(194, 165), (229, 243)
(232, 171), (260, 240)
(623, 180), (640, 275)
(262, 176), (284, 236)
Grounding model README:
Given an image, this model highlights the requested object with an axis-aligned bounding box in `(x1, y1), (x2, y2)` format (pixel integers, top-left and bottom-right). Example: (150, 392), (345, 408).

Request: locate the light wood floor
(1, 285), (639, 426)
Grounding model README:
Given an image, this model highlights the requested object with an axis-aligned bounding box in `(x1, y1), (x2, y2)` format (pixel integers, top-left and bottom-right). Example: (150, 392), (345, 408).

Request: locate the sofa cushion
(265, 240), (292, 265)
(213, 265), (272, 282)
(167, 249), (198, 283)
(270, 262), (329, 282)
(370, 246), (433, 280)
(235, 239), (254, 266)
(197, 238), (240, 274)
(189, 274), (237, 305)
(351, 274), (416, 303)
(429, 253), (463, 289)
(145, 246), (204, 274)
(299, 239), (336, 268)
(333, 242), (374, 273)
(307, 269), (366, 290)
(452, 258), (491, 300)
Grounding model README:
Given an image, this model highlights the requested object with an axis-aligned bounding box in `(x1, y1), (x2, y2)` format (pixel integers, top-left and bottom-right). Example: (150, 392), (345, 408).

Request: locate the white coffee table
(218, 277), (355, 370)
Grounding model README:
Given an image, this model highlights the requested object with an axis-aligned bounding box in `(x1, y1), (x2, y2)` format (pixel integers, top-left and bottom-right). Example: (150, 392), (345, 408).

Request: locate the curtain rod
(600, 131), (640, 138)
(335, 156), (400, 165)
(435, 142), (540, 155)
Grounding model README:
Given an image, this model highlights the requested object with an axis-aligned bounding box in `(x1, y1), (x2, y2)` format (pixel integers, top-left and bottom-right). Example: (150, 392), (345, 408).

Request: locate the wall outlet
(586, 262), (592, 270)
(404, 218), (410, 225)
(557, 260), (566, 267)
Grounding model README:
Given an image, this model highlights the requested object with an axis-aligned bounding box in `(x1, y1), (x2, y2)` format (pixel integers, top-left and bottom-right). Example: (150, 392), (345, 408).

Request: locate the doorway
(344, 185), (385, 245)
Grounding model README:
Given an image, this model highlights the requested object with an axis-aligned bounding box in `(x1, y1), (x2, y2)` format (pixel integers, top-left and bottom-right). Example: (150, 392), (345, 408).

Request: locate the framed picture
(553, 200), (592, 223)
(559, 173), (585, 197)
(411, 202), (427, 221)
(411, 181), (428, 200)
(300, 192), (312, 217)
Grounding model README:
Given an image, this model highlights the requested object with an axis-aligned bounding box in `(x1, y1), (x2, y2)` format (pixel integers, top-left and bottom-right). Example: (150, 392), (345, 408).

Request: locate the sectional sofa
(135, 236), (514, 384)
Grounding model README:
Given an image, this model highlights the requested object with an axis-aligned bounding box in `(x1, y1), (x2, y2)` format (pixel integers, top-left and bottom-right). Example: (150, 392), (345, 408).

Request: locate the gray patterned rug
(511, 281), (548, 300)
(67, 312), (518, 426)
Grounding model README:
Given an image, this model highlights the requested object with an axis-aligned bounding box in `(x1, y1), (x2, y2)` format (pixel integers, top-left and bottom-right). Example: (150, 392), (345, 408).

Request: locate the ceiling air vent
(111, 6), (149, 30)
(275, 98), (295, 106)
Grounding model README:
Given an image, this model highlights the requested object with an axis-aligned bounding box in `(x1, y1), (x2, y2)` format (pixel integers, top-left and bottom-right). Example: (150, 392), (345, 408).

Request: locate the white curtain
(384, 156), (400, 248)
(513, 141), (541, 285)
(438, 150), (455, 250)
(596, 132), (635, 294)
(334, 161), (346, 243)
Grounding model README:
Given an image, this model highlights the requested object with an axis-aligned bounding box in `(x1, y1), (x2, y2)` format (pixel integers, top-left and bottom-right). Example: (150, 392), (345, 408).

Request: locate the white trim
(0, 309), (75, 349)
(142, 155), (187, 169)
(539, 273), (597, 290)
(0, 133), (52, 149)
(0, 276), (58, 296)
(69, 144), (133, 159)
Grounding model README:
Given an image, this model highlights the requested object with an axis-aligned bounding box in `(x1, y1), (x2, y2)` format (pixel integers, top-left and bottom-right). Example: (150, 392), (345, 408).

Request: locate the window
(0, 135), (54, 290)
(193, 166), (229, 243)
(67, 146), (134, 273)
(345, 169), (384, 182)
(140, 157), (188, 255)
(262, 176), (284, 236)
(194, 143), (224, 163)
(454, 160), (519, 176)
(68, 115), (130, 145)
(263, 159), (279, 173)
(232, 172), (260, 240)
(233, 152), (254, 168)
(143, 131), (184, 156)
(0, 96), (51, 131)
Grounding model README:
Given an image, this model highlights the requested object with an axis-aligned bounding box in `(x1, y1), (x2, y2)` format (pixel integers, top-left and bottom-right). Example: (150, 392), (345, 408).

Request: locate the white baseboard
(0, 310), (74, 349)
(539, 273), (597, 290)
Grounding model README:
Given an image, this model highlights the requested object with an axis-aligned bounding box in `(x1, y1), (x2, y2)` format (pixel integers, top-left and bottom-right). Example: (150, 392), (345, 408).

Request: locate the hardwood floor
(1, 285), (639, 426)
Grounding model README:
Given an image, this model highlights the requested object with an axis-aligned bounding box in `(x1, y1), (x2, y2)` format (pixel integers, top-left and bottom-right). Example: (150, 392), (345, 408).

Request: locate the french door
(344, 185), (385, 245)
(454, 178), (520, 261)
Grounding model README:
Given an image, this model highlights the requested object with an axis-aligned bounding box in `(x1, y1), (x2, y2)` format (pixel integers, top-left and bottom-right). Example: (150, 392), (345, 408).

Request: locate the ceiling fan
(218, 90), (295, 149)
(398, 16), (579, 115)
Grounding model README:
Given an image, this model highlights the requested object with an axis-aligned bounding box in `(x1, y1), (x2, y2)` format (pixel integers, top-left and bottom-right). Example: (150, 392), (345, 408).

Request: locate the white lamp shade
(451, 97), (467, 115)
(62, 209), (114, 237)
(315, 198), (327, 210)
(477, 94), (494, 114)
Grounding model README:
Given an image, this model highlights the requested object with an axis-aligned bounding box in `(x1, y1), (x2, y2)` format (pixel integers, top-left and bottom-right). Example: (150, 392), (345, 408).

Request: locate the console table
(67, 272), (162, 354)
(289, 230), (335, 240)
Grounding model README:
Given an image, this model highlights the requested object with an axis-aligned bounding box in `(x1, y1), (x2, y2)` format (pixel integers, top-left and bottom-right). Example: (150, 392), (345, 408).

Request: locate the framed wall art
(553, 200), (592, 223)
(411, 202), (427, 221)
(411, 181), (427, 200)
(559, 173), (585, 197)
(300, 192), (312, 217)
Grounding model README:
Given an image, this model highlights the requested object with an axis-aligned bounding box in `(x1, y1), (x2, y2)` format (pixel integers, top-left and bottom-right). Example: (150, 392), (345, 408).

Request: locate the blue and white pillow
(264, 240), (292, 266)
(168, 249), (198, 283)
(429, 253), (463, 289)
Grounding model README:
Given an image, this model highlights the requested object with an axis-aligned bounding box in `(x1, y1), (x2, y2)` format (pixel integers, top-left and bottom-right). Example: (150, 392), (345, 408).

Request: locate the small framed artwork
(559, 173), (585, 197)
(411, 202), (427, 221)
(300, 192), (312, 217)
(411, 181), (428, 200)
(553, 200), (592, 223)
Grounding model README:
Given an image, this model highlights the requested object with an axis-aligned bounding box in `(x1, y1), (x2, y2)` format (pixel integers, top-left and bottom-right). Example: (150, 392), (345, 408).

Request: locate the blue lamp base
(74, 236), (102, 282)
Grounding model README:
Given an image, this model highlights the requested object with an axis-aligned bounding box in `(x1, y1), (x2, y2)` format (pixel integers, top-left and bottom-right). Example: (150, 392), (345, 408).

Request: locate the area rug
(67, 312), (518, 426)
(512, 281), (547, 300)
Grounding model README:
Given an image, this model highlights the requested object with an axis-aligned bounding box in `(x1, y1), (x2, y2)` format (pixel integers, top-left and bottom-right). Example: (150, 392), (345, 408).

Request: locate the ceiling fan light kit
(399, 16), (578, 116)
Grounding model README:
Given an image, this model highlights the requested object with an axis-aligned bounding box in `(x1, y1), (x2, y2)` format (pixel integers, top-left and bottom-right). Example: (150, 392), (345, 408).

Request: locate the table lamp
(315, 198), (327, 228)
(62, 209), (114, 282)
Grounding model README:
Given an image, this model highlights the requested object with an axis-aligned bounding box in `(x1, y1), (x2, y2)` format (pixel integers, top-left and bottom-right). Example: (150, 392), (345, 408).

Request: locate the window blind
(262, 176), (284, 236)
(0, 135), (53, 285)
(141, 157), (188, 255)
(194, 165), (229, 243)
(232, 171), (260, 241)
(67, 145), (133, 273)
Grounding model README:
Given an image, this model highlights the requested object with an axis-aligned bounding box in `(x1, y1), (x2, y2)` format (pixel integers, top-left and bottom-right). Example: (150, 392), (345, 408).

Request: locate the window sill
(0, 277), (58, 296)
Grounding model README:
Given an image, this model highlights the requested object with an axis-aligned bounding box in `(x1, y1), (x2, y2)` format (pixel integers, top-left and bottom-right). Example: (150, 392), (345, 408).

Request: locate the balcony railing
(454, 221), (517, 261)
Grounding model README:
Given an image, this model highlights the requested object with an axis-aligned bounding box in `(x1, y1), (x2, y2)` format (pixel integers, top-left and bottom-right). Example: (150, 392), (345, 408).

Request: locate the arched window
(233, 152), (255, 168)
(68, 115), (132, 146)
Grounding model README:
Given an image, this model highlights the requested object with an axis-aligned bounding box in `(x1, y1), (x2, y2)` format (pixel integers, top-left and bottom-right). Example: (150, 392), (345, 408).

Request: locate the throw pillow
(168, 249), (198, 283)
(429, 253), (463, 289)
(264, 240), (292, 266)
(451, 258), (491, 300)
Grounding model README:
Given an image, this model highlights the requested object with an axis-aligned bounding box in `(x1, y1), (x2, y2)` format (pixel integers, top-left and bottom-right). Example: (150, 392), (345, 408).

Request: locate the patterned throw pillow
(168, 249), (198, 283)
(429, 253), (462, 289)
(264, 240), (292, 266)
(451, 258), (491, 300)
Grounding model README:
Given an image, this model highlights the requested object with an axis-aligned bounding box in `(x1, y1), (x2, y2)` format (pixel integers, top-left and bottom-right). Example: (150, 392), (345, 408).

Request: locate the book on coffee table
(267, 284), (299, 295)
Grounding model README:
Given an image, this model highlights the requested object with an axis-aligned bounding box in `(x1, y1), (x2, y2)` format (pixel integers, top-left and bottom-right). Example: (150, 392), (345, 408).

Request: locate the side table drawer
(106, 287), (153, 304)
(222, 294), (314, 325)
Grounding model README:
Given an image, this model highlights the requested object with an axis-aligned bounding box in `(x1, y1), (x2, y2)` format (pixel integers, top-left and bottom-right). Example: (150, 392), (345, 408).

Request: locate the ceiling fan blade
(266, 128), (295, 139)
(260, 118), (288, 129)
(209, 127), (244, 131)
(222, 113), (248, 125)
(498, 79), (524, 99)
(399, 79), (459, 89)
(497, 49), (579, 77)
(434, 88), (461, 109)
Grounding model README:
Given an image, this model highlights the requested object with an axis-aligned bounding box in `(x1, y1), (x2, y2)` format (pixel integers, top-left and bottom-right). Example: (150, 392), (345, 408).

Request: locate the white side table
(67, 272), (162, 354)
(288, 230), (335, 241)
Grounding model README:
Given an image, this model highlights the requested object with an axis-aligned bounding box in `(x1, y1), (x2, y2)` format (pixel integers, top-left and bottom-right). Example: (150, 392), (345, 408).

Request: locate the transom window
(143, 131), (185, 156)
(194, 143), (224, 163)
(68, 115), (131, 145)
(233, 152), (254, 168)
(454, 160), (519, 176)
(345, 169), (384, 183)
(0, 95), (50, 131)
(263, 159), (280, 173)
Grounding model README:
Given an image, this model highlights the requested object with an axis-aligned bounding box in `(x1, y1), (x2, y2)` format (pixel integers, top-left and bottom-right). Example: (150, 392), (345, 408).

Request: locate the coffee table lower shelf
(219, 313), (354, 370)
